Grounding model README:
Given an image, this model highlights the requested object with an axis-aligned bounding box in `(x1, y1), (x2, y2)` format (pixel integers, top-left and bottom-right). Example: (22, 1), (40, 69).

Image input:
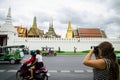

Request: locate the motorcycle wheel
(42, 74), (48, 80)
(36, 73), (48, 80)
(16, 70), (24, 80)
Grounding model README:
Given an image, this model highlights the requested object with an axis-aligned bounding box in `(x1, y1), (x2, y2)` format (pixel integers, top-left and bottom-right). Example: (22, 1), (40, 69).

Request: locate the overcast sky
(0, 0), (120, 38)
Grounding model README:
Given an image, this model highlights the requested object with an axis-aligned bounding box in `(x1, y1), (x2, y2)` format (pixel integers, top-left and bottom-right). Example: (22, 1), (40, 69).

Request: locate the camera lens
(90, 46), (99, 55)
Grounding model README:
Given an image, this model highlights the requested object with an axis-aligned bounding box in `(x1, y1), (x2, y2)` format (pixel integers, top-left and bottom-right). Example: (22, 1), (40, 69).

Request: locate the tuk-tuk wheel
(10, 59), (16, 64)
(43, 53), (47, 56)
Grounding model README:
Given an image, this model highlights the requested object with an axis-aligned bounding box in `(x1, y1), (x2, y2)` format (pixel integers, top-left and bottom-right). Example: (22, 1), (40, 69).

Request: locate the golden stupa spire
(67, 20), (72, 31)
(66, 19), (73, 38)
(32, 16), (37, 29)
(27, 16), (39, 37)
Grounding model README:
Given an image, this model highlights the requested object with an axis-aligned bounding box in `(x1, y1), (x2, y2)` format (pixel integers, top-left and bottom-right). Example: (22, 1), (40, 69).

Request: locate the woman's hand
(90, 46), (94, 54)
(83, 47), (105, 69)
(82, 47), (94, 66)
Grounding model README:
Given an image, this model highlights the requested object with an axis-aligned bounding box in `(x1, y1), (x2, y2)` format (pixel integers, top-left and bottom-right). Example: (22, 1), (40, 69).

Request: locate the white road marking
(0, 70), (6, 72)
(61, 70), (70, 73)
(7, 70), (17, 72)
(48, 70), (57, 73)
(86, 70), (93, 72)
(74, 70), (84, 73)
(0, 69), (93, 73)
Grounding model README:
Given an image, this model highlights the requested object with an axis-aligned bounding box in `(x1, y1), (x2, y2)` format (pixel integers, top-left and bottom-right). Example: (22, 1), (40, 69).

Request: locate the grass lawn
(55, 50), (120, 55)
(56, 50), (89, 55)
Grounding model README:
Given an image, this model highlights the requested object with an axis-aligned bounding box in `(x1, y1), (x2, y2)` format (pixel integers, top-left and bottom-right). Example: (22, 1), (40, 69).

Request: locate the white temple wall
(12, 38), (120, 51)
(7, 32), (17, 45)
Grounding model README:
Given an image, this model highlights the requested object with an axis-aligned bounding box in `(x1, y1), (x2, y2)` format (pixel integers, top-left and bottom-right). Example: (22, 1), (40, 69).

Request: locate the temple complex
(66, 20), (107, 38)
(15, 18), (60, 38)
(0, 8), (120, 51)
(15, 16), (44, 38)
(0, 8), (107, 39)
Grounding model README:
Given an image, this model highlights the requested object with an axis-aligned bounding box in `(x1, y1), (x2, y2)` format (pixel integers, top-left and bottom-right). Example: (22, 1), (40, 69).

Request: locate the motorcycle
(16, 64), (48, 80)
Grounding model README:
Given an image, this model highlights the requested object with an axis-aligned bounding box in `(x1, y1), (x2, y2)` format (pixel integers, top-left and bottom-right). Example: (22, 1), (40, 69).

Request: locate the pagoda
(66, 20), (73, 38)
(0, 7), (17, 34)
(0, 7), (17, 46)
(27, 16), (40, 37)
(45, 20), (57, 38)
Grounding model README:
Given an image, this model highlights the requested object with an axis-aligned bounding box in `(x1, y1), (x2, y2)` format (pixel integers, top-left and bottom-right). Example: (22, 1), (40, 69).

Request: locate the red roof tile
(79, 28), (100, 34)
(75, 28), (107, 38)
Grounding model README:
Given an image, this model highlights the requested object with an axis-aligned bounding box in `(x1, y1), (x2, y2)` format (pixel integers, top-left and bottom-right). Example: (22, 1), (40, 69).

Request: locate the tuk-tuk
(41, 47), (57, 56)
(0, 45), (25, 64)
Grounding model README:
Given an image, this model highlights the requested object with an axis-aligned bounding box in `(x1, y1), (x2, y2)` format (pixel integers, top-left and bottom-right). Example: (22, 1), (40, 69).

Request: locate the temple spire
(32, 16), (37, 28)
(27, 16), (39, 37)
(66, 20), (73, 38)
(0, 7), (17, 34)
(5, 7), (12, 25)
(67, 20), (72, 31)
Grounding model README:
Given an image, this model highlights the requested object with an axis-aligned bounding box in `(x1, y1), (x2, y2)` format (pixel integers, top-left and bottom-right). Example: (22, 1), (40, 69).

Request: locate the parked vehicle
(0, 45), (25, 64)
(16, 64), (48, 80)
(41, 47), (57, 56)
(116, 53), (120, 63)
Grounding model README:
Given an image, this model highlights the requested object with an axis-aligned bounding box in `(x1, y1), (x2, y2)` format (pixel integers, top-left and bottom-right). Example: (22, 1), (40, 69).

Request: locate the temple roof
(74, 28), (107, 38)
(79, 28), (100, 34)
(15, 26), (27, 34)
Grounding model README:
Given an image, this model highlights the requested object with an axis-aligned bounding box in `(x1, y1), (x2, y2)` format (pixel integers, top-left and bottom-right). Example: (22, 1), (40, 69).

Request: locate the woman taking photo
(83, 41), (119, 80)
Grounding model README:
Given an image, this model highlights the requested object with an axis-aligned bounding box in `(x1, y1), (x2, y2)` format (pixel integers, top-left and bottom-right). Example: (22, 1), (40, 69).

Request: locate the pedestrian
(83, 41), (119, 80)
(74, 47), (77, 53)
(58, 46), (60, 53)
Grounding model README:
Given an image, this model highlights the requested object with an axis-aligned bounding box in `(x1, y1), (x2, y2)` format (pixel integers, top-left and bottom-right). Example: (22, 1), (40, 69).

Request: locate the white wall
(12, 38), (120, 51)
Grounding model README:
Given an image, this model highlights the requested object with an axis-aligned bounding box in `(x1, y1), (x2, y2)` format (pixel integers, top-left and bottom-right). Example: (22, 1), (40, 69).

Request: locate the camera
(91, 46), (99, 56)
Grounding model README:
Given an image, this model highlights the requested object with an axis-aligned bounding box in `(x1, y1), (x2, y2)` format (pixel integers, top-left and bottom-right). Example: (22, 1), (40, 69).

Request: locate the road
(0, 54), (113, 80)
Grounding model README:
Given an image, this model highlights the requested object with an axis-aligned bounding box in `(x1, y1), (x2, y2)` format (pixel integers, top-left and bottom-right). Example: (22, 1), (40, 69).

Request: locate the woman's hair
(36, 50), (40, 54)
(98, 41), (119, 80)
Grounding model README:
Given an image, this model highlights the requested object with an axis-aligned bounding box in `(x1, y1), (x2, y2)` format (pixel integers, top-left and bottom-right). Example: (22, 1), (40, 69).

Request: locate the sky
(0, 0), (120, 38)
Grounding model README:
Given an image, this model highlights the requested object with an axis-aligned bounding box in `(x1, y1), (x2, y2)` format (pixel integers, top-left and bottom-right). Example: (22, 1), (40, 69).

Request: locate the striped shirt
(93, 58), (114, 80)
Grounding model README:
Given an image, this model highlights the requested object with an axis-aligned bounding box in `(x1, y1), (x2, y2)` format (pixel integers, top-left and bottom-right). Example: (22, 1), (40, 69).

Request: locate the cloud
(105, 23), (120, 38)
(0, 0), (120, 38)
(109, 0), (120, 14)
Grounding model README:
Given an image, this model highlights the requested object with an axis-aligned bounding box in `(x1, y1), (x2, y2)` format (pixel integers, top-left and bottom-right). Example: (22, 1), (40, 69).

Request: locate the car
(41, 47), (57, 56)
(0, 45), (25, 64)
(116, 53), (120, 63)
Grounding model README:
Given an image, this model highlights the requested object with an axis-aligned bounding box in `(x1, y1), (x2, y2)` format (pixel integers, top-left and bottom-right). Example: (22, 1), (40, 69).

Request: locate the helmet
(30, 50), (35, 55)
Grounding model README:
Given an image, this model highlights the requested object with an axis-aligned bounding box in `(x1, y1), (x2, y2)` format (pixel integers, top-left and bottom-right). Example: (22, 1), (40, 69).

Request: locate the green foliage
(55, 50), (65, 53)
(115, 50), (120, 53)
(81, 50), (90, 53)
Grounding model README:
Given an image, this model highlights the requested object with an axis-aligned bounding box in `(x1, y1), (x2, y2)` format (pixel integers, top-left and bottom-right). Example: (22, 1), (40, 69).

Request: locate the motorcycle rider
(22, 50), (36, 78)
(29, 49), (43, 79)
(23, 50), (36, 65)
